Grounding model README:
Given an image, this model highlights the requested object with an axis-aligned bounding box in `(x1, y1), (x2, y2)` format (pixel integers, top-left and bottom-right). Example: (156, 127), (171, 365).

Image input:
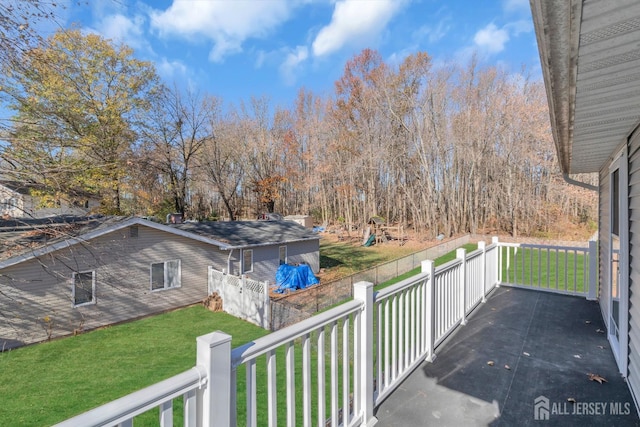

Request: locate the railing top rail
(467, 248), (483, 260)
(231, 299), (362, 367)
(498, 242), (588, 251)
(53, 367), (205, 427)
(375, 272), (430, 301)
(435, 258), (463, 274)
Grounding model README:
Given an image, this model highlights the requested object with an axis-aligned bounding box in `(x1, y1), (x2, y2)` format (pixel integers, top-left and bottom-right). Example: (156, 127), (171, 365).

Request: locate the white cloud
(312, 0), (406, 57)
(280, 46), (309, 85)
(473, 23), (510, 54)
(156, 58), (189, 80)
(414, 19), (450, 44)
(503, 0), (529, 13)
(96, 14), (147, 50)
(149, 0), (293, 62)
(505, 19), (533, 37)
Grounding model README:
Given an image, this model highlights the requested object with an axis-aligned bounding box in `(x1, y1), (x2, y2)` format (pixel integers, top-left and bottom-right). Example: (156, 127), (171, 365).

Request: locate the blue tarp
(274, 264), (319, 294)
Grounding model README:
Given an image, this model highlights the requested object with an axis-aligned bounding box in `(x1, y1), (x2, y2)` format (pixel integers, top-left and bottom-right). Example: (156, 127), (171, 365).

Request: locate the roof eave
(530, 0), (583, 174)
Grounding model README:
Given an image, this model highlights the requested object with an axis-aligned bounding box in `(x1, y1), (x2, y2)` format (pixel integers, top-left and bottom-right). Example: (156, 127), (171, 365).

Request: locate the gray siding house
(532, 0), (640, 412)
(0, 216), (319, 349)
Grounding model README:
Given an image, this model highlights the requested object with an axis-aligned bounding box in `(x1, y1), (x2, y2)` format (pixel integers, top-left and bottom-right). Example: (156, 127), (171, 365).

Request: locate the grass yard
(0, 306), (269, 426)
(500, 246), (590, 293)
(318, 234), (431, 282)
(3, 241), (581, 427)
(375, 243), (478, 290)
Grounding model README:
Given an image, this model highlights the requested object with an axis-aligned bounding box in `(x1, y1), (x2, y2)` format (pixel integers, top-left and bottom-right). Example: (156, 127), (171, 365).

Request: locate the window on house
(279, 246), (287, 265)
(73, 271), (95, 306)
(150, 260), (181, 291)
(243, 249), (253, 274)
(129, 225), (139, 238)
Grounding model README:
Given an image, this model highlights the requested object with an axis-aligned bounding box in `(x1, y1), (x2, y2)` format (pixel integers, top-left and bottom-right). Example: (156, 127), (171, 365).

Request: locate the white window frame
(608, 147), (629, 376)
(279, 245), (287, 265)
(150, 259), (181, 291)
(242, 249), (253, 274)
(72, 271), (96, 307)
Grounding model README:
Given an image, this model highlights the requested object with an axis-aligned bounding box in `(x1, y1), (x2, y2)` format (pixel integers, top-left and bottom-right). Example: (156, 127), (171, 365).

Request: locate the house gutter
(563, 173), (597, 192)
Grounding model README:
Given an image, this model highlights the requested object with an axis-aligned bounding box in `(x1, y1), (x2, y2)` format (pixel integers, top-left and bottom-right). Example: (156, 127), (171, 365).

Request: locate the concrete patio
(375, 286), (640, 426)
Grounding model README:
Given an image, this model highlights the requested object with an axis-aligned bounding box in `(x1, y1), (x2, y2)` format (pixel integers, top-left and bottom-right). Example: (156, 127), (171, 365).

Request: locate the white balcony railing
(54, 237), (596, 427)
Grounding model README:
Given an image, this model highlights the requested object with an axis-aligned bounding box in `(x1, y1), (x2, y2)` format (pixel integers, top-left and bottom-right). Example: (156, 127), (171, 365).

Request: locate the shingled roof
(0, 216), (319, 269)
(171, 220), (319, 248)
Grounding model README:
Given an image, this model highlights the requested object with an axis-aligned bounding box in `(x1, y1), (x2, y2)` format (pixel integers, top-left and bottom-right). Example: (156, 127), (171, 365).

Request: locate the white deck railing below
(54, 237), (595, 427)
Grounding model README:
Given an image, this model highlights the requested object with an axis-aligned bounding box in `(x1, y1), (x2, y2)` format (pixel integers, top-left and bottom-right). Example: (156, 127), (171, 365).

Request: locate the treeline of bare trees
(0, 27), (596, 238)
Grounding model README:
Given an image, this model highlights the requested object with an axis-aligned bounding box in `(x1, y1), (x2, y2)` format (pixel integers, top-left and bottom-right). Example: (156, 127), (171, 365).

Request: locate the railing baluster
(286, 341), (295, 427)
(246, 359), (257, 427)
(267, 350), (277, 427)
(376, 302), (383, 398)
(303, 333), (311, 427)
(398, 291), (405, 372)
(573, 249), (578, 293)
(391, 294), (397, 381)
(317, 329), (325, 426)
(184, 389), (197, 427)
(555, 250), (559, 290)
(384, 298), (390, 387)
(343, 316), (351, 425)
(331, 321), (338, 427)
(564, 249), (569, 291)
(159, 400), (172, 427)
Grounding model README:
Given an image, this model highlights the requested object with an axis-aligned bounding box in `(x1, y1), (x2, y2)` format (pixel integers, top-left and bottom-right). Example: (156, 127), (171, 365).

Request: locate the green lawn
(0, 306), (269, 426)
(500, 246), (589, 293)
(3, 242), (545, 427)
(375, 243), (478, 290)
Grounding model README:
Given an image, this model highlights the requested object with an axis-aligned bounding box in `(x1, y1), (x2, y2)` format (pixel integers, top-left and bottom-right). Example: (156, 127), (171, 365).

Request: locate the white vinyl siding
(150, 259), (181, 291)
(72, 271), (95, 307)
(626, 126), (640, 399)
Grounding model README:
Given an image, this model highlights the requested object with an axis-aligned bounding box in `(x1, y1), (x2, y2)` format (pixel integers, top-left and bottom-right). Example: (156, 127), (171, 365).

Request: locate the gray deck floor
(374, 286), (640, 426)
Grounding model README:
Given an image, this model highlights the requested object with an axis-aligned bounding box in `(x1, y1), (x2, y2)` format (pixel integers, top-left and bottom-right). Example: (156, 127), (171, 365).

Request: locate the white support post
(493, 236), (501, 286)
(457, 248), (467, 325)
(196, 331), (232, 427)
(588, 240), (598, 300)
(353, 281), (378, 427)
(423, 260), (436, 362)
(479, 241), (487, 303)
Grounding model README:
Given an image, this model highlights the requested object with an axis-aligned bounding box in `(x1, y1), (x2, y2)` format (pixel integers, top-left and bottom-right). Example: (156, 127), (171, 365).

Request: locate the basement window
(73, 271), (96, 307)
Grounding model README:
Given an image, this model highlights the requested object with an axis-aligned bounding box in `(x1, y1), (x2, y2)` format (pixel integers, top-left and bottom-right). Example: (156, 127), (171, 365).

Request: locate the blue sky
(54, 0), (539, 109)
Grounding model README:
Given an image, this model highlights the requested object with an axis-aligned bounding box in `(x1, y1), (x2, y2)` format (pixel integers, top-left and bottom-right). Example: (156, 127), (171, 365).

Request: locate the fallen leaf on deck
(487, 360), (495, 366)
(574, 354), (582, 359)
(523, 352), (530, 357)
(585, 320), (592, 324)
(597, 345), (606, 350)
(588, 373), (607, 384)
(491, 308), (496, 311)
(567, 397), (576, 403)
(504, 365), (511, 370)
(596, 328), (605, 334)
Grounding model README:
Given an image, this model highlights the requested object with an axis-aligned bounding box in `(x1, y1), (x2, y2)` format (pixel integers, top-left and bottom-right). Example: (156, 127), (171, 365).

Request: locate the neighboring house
(0, 181), (100, 218)
(532, 0), (640, 411)
(0, 216), (319, 349)
(172, 220), (320, 278)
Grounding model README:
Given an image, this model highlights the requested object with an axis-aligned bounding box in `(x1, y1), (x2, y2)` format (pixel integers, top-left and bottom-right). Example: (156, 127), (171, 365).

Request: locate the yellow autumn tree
(2, 28), (161, 214)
